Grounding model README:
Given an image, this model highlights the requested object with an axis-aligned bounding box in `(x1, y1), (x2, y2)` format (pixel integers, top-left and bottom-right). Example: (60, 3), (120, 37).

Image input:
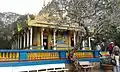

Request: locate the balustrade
(0, 50), (101, 62)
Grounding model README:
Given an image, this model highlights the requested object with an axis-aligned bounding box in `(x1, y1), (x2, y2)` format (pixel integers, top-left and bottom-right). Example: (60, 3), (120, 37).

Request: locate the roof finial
(43, 0), (45, 7)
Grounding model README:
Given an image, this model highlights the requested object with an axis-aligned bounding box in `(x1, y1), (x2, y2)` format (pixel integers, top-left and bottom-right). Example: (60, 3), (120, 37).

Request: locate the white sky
(0, 0), (51, 15)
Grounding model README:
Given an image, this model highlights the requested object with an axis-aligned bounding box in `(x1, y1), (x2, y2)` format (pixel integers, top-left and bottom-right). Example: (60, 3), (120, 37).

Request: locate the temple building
(11, 0), (85, 50)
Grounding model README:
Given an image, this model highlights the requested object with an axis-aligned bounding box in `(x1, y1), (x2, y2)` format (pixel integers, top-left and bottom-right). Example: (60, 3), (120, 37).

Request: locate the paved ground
(92, 69), (104, 72)
(99, 69), (104, 72)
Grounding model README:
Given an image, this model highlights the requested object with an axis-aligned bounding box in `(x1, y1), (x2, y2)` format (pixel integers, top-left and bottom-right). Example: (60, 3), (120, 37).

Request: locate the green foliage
(40, 0), (120, 48)
(94, 23), (120, 47)
(12, 14), (35, 33)
(0, 12), (20, 49)
(0, 37), (11, 49)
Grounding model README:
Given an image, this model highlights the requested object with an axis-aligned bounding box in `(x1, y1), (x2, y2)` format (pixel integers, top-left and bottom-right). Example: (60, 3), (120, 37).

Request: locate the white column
(82, 40), (85, 48)
(88, 37), (91, 50)
(11, 41), (14, 49)
(14, 41), (16, 49)
(41, 28), (44, 50)
(82, 40), (85, 50)
(20, 36), (22, 49)
(30, 27), (33, 50)
(53, 29), (57, 50)
(24, 33), (26, 48)
(15, 39), (17, 49)
(12, 41), (14, 49)
(74, 31), (76, 47)
(18, 36), (19, 49)
(27, 30), (29, 47)
(12, 41), (15, 49)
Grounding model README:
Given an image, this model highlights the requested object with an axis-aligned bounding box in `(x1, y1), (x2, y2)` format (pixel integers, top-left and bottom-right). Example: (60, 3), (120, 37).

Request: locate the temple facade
(11, 0), (84, 50)
(11, 13), (84, 50)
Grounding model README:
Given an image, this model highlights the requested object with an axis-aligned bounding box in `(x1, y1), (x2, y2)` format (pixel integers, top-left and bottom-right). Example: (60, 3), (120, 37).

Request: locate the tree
(59, 0), (120, 47)
(0, 12), (20, 49)
(39, 0), (120, 48)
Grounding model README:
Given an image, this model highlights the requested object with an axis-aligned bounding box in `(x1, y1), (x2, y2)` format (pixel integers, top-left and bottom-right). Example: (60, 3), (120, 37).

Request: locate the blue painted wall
(0, 50), (100, 67)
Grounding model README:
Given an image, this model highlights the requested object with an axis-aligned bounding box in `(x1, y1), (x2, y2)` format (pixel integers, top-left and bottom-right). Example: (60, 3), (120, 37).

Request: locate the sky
(0, 0), (51, 15)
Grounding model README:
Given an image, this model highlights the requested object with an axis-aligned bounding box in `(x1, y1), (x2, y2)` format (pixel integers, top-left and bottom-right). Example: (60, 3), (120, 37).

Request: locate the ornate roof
(27, 0), (82, 31)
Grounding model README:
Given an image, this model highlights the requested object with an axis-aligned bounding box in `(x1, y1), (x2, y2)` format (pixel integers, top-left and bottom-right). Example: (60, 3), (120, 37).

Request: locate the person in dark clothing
(100, 42), (105, 51)
(68, 49), (76, 63)
(67, 49), (78, 72)
(43, 42), (47, 49)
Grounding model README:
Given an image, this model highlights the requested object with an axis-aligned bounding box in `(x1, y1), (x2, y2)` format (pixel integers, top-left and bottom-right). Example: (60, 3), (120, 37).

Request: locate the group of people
(107, 42), (120, 56)
(68, 41), (120, 72)
(96, 41), (120, 56)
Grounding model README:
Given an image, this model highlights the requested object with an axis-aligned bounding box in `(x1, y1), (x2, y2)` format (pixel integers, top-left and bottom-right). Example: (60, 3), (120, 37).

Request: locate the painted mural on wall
(56, 31), (69, 48)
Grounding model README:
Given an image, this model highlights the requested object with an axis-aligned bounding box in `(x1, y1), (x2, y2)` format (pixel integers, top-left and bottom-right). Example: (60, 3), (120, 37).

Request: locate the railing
(0, 50), (100, 62)
(27, 51), (59, 60)
(66, 51), (94, 59)
(0, 50), (19, 62)
(75, 51), (93, 58)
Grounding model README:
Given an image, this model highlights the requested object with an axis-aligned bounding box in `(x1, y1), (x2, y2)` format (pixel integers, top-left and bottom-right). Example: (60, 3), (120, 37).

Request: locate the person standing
(49, 41), (53, 50)
(107, 42), (114, 55)
(43, 42), (47, 49)
(112, 44), (120, 56)
(67, 49), (77, 72)
(96, 43), (101, 50)
(114, 55), (120, 72)
(100, 42), (105, 51)
(112, 43), (120, 72)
